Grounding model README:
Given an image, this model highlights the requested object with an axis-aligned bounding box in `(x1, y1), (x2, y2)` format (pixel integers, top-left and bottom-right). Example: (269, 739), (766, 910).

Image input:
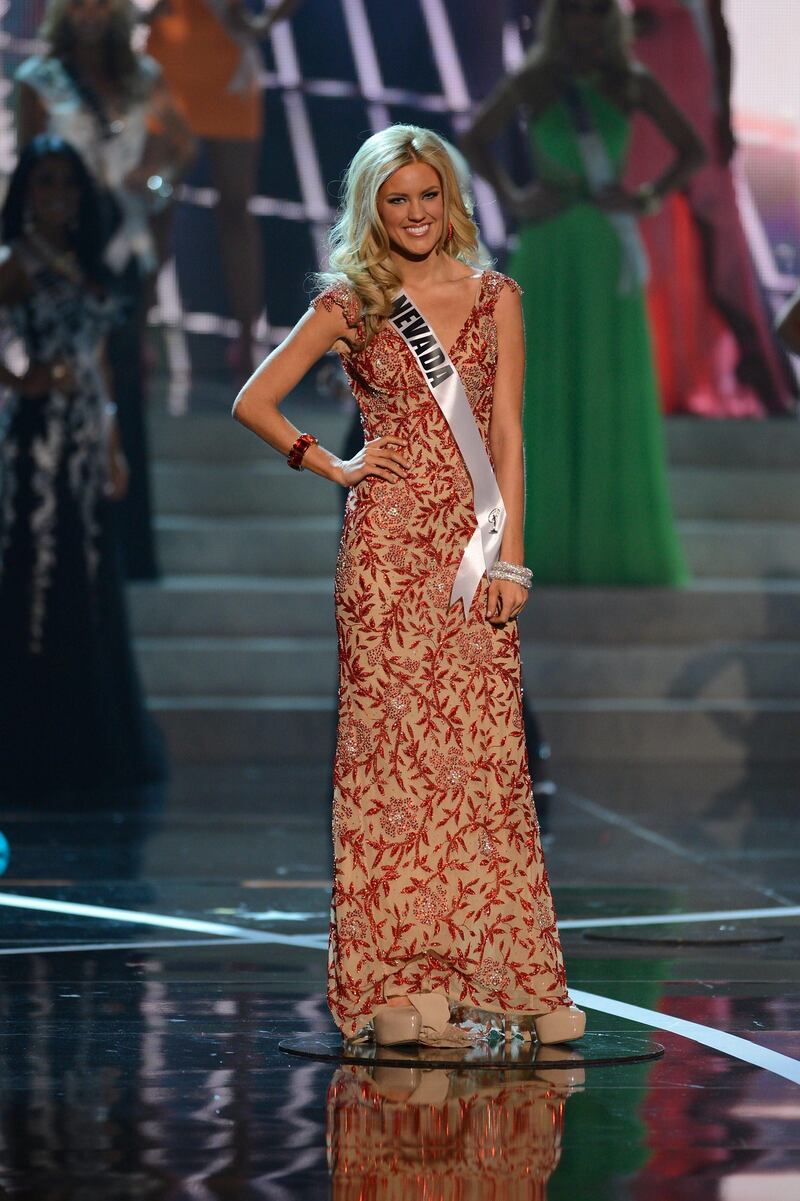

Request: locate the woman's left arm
(487, 282), (528, 626)
(596, 68), (706, 216)
(633, 67), (707, 203)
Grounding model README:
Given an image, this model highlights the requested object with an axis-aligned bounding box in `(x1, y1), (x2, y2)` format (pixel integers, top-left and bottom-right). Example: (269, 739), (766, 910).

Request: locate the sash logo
(391, 296), (454, 389)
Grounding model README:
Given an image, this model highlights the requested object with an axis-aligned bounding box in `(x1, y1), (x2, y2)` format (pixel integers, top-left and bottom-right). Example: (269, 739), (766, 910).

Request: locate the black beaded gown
(0, 241), (165, 794)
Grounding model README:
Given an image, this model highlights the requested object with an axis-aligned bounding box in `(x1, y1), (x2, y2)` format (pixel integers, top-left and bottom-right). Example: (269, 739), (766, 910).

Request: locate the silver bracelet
(489, 560), (533, 589)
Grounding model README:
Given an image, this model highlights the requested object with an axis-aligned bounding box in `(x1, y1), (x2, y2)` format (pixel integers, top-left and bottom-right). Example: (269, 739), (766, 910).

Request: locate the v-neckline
(400, 270), (486, 359)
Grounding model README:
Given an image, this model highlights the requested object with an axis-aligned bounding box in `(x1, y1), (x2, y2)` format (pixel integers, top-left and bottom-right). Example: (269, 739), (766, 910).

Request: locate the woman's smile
(378, 160), (444, 256)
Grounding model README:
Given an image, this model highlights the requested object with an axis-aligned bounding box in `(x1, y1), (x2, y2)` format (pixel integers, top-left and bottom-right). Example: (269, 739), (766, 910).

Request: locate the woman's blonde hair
(535, 0), (632, 73)
(317, 124), (489, 342)
(40, 0), (145, 99)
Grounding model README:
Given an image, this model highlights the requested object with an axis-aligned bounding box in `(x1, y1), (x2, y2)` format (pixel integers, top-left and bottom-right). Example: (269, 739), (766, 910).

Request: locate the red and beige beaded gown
(327, 1064), (573, 1198)
(313, 270), (571, 1039)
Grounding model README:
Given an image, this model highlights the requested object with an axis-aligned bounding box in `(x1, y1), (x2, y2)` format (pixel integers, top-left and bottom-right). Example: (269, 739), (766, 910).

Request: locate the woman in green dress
(463, 0), (705, 585)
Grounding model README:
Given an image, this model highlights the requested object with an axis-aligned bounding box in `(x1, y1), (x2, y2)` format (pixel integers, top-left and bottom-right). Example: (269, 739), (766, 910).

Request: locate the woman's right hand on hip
(335, 436), (408, 487)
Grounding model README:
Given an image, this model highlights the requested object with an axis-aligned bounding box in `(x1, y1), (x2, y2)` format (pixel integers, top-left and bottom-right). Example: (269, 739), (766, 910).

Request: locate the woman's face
(27, 156), (81, 235)
(63, 0), (114, 45)
(560, 0), (616, 55)
(377, 161), (445, 260)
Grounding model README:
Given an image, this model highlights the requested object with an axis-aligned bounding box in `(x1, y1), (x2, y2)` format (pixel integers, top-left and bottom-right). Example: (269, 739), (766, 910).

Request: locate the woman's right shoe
(533, 1004), (586, 1045)
(373, 993), (477, 1048)
(372, 1004), (422, 1046)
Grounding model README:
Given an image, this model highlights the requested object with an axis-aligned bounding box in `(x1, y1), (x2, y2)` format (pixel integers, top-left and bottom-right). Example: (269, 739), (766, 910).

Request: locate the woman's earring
(447, 220), (454, 242)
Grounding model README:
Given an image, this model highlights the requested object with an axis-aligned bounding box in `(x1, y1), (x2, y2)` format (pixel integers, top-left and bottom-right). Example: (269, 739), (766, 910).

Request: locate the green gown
(510, 82), (689, 586)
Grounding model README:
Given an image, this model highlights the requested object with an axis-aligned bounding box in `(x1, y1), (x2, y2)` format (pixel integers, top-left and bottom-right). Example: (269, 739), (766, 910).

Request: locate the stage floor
(0, 760), (798, 1197)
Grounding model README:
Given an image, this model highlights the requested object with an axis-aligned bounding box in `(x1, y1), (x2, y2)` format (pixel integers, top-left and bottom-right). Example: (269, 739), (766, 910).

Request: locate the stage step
(670, 466), (800, 521)
(666, 418), (800, 468)
(152, 514), (800, 580)
(152, 460), (336, 517)
(678, 520), (800, 578)
(137, 634), (800, 701)
(152, 459), (800, 523)
(149, 411), (800, 469)
(155, 515), (340, 576)
(149, 408), (352, 463)
(140, 409), (800, 764)
(129, 577), (800, 642)
(150, 695), (800, 764)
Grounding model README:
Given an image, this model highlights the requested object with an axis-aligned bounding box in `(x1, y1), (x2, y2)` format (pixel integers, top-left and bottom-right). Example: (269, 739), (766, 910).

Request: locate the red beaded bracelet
(287, 432), (318, 471)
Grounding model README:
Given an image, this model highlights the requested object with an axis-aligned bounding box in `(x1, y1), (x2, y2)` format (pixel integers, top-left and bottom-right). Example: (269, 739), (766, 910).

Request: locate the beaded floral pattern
(327, 1065), (569, 1194)
(313, 271), (570, 1037)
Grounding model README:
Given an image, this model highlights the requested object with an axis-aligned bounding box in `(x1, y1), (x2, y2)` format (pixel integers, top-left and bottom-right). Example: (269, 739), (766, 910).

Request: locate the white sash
(390, 292), (506, 617)
(564, 85), (649, 296)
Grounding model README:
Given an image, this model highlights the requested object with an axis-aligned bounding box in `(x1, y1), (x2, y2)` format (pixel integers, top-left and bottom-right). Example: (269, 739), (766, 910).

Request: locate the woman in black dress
(17, 0), (195, 580)
(0, 136), (165, 794)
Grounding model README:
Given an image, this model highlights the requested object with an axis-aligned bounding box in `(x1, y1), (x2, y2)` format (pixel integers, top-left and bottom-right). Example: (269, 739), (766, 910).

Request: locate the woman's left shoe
(533, 1004), (586, 1045)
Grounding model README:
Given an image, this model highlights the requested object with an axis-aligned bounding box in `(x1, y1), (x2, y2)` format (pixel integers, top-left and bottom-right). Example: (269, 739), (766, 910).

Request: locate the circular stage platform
(581, 924), (784, 947)
(279, 1031), (665, 1070)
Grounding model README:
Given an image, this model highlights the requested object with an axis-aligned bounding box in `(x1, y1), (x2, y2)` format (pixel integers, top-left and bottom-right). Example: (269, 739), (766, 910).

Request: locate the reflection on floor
(0, 761), (798, 1198)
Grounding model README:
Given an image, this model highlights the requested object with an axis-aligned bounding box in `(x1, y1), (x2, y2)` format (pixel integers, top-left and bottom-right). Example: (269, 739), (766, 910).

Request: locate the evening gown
(510, 82), (689, 586)
(17, 53), (162, 580)
(313, 271), (570, 1040)
(147, 0), (263, 141)
(0, 243), (165, 793)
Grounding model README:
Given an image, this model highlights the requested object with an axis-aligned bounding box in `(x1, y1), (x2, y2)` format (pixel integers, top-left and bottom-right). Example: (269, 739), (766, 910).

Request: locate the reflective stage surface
(0, 761), (798, 1198)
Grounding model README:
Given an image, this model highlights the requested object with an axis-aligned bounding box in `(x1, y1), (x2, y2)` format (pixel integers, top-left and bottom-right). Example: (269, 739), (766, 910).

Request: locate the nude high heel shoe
(371, 1004), (422, 1046)
(533, 1004), (586, 1045)
(373, 993), (476, 1047)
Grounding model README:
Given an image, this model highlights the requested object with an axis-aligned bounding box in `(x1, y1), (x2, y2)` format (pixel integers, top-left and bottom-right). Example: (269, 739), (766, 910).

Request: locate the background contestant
(464, 0), (704, 586)
(146, 0), (305, 381)
(0, 137), (165, 793)
(17, 0), (194, 580)
(629, 0), (796, 416)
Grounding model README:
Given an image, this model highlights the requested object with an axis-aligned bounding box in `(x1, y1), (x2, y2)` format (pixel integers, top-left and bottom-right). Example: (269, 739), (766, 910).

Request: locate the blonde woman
(463, 0), (705, 586)
(234, 124), (583, 1048)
